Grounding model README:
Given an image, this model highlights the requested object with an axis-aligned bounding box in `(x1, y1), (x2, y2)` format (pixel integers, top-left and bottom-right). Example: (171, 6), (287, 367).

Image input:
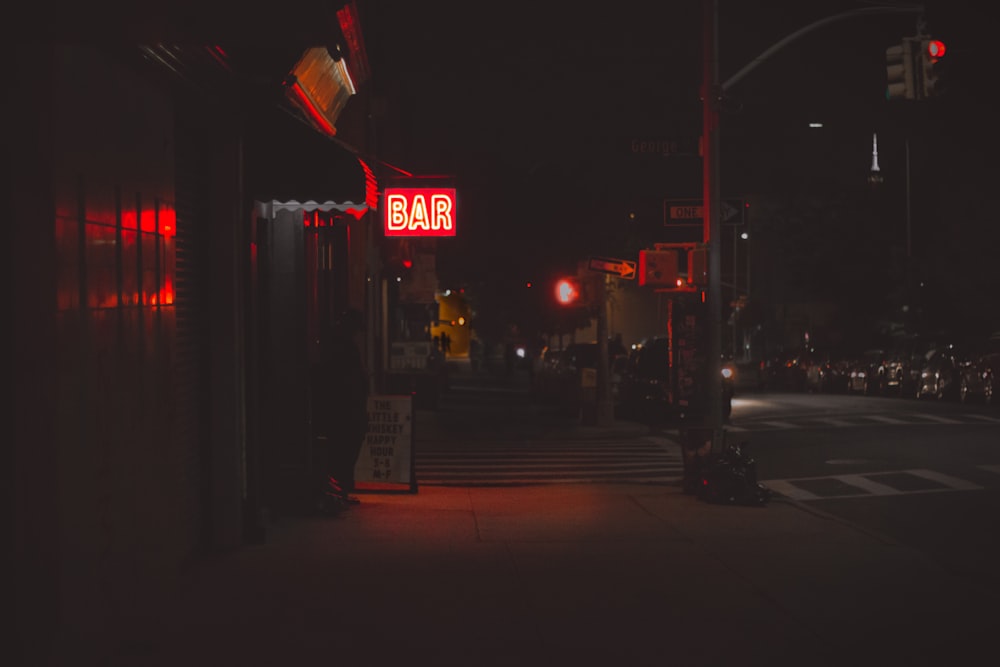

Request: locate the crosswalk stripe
(908, 413), (963, 424)
(964, 414), (1000, 423)
(763, 468), (985, 501)
(418, 461), (680, 471)
(863, 415), (910, 425)
(979, 464), (1000, 474)
(762, 480), (819, 501)
(815, 418), (854, 427)
(728, 411), (1000, 431)
(417, 475), (684, 486)
(757, 420), (797, 429)
(836, 474), (903, 495)
(416, 433), (684, 486)
(907, 469), (983, 490)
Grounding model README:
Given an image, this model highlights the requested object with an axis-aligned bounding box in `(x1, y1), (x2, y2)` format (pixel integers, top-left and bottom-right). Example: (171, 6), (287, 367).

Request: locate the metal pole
(905, 137), (912, 260)
(722, 5), (924, 93)
(703, 0), (723, 445)
(732, 225), (738, 359)
(596, 274), (614, 425)
(745, 223), (751, 361)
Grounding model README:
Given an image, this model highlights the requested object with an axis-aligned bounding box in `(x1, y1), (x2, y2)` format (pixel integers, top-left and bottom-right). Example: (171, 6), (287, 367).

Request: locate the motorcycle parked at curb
(697, 440), (772, 506)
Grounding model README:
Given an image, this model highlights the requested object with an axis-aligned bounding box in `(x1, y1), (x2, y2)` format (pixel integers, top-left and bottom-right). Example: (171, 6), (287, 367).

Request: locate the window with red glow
(55, 181), (176, 311)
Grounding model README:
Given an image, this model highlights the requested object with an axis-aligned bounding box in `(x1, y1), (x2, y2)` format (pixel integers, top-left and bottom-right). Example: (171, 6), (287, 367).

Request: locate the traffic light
(554, 278), (580, 305)
(638, 249), (680, 287)
(885, 38), (916, 101)
(919, 38), (946, 98)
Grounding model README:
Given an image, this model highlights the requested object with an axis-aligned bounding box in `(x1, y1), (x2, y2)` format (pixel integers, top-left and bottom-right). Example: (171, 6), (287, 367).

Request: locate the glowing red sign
(383, 188), (457, 237)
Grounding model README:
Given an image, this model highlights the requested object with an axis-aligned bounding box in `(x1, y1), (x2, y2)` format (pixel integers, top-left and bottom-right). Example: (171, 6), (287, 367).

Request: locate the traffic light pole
(702, 0), (723, 448)
(721, 5), (925, 93)
(596, 274), (614, 426)
(700, 0), (925, 453)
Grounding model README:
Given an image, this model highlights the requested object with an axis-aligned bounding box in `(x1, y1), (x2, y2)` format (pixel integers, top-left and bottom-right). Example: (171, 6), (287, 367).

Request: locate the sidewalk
(102, 485), (991, 667)
(88, 358), (992, 667)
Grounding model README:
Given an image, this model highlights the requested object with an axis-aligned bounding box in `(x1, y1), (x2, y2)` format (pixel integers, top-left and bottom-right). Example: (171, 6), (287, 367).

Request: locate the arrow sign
(588, 256), (637, 280)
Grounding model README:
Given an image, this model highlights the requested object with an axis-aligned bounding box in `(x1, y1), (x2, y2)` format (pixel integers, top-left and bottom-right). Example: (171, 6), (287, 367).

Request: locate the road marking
(762, 479), (820, 501)
(907, 469), (983, 490)
(757, 420), (798, 429)
(837, 474), (903, 495)
(816, 418), (855, 427)
(979, 465), (1000, 474)
(909, 413), (963, 424)
(730, 412), (1000, 431)
(964, 414), (1000, 423)
(863, 415), (910, 425)
(762, 469), (983, 501)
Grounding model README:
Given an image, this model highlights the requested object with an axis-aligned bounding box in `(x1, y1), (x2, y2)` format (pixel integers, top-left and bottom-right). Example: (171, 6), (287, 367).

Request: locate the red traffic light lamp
(920, 38), (946, 98)
(554, 278), (580, 305)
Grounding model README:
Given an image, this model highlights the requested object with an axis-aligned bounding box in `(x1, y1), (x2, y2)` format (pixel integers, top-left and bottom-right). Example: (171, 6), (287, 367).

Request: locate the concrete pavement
(82, 359), (993, 667)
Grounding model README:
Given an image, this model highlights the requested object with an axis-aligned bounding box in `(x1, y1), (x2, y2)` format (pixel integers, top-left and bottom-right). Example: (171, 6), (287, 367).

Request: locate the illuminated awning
(254, 197), (371, 221)
(284, 46), (356, 137)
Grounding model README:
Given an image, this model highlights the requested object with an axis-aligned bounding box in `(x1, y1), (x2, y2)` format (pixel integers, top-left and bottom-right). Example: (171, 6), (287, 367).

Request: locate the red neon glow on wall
(288, 81), (336, 137)
(382, 187), (457, 237)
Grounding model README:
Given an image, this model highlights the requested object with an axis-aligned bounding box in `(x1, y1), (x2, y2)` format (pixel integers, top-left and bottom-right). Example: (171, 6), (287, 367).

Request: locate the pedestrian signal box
(687, 246), (708, 286)
(638, 249), (680, 287)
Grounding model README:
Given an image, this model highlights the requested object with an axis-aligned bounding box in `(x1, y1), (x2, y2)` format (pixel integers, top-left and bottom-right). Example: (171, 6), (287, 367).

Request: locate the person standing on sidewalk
(312, 308), (369, 511)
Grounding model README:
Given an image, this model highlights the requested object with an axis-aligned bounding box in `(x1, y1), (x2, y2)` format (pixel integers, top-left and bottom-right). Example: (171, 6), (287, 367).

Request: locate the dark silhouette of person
(312, 308), (369, 512)
(441, 331), (451, 355)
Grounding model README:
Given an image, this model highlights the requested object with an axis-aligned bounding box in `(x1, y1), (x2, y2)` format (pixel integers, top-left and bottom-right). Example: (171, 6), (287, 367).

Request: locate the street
(422, 364), (1000, 591)
(731, 391), (1000, 589)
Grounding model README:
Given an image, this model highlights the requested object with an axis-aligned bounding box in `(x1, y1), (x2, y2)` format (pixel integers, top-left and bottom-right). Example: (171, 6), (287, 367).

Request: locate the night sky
(362, 0), (998, 338)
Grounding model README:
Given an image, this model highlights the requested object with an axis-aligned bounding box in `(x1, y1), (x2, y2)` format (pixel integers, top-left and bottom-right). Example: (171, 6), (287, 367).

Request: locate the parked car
(915, 343), (966, 401)
(616, 337), (733, 423)
(957, 332), (1000, 405)
(882, 334), (937, 397)
(846, 348), (887, 396)
(804, 348), (851, 393)
(532, 342), (623, 415)
(758, 349), (808, 392)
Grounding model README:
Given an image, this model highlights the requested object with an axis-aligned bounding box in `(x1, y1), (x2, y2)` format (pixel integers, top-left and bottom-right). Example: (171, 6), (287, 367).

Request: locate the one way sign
(664, 198), (745, 226)
(588, 256), (637, 280)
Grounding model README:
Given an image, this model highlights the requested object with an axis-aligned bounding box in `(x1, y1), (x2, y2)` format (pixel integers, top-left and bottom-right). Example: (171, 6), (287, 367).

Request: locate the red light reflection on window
(160, 203), (176, 237)
(141, 206), (157, 233)
(122, 208), (138, 230)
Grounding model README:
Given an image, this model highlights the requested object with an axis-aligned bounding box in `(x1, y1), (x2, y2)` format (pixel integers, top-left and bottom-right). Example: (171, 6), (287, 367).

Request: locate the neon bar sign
(382, 187), (457, 237)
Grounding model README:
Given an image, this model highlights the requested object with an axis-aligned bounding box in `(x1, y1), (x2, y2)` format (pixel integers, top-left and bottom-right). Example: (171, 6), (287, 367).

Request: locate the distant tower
(868, 132), (884, 188)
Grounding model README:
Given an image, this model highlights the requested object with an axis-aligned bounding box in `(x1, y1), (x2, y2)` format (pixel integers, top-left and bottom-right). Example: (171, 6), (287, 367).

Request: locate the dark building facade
(9, 6), (386, 660)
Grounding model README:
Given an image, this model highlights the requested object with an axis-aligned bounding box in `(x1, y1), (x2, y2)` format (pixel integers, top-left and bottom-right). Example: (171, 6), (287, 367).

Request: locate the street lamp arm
(722, 5), (924, 93)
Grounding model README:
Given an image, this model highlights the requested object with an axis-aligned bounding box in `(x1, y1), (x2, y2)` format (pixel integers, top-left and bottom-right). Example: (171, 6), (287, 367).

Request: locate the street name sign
(664, 198), (745, 226)
(588, 256), (637, 280)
